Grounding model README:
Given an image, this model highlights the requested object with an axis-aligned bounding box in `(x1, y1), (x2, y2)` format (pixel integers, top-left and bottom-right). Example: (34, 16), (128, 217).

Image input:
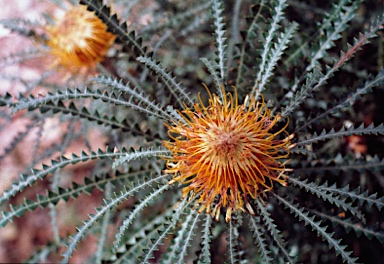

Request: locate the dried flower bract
(164, 86), (294, 222)
(44, 5), (115, 72)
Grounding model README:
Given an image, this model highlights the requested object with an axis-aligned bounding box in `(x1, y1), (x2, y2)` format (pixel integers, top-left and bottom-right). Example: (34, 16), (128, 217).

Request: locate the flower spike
(44, 5), (115, 73)
(164, 86), (293, 222)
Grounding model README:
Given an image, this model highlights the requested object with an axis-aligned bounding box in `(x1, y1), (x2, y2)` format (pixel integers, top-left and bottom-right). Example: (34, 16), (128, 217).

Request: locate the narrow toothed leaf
(62, 174), (171, 263)
(274, 193), (359, 264)
(0, 148), (128, 204)
(113, 184), (170, 250)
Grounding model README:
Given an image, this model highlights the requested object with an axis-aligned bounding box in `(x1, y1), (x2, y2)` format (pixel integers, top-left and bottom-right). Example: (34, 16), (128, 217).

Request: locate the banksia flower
(44, 5), (115, 72)
(164, 87), (295, 222)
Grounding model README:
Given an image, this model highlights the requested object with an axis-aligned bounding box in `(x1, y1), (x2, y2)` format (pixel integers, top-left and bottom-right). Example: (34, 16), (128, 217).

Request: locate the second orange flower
(44, 5), (115, 73)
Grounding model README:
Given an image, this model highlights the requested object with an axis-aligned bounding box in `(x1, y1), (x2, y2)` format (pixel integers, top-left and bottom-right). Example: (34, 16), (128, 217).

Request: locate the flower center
(211, 129), (239, 157)
(56, 15), (91, 49)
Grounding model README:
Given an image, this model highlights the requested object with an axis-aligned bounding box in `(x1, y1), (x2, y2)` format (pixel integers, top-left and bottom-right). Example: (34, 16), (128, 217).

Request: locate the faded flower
(44, 5), (115, 73)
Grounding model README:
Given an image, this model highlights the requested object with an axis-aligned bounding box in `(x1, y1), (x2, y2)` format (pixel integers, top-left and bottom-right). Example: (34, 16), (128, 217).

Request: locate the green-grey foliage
(0, 0), (383, 263)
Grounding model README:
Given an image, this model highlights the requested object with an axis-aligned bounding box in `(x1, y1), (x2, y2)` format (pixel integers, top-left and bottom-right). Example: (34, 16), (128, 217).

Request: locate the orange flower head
(44, 5), (115, 72)
(163, 86), (294, 222)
